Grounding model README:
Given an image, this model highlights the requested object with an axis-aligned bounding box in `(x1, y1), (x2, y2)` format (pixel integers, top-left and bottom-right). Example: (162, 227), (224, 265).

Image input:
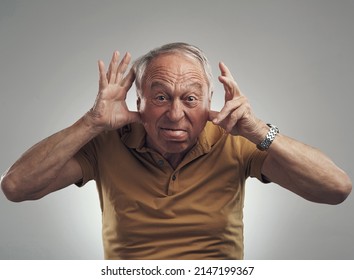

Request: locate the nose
(166, 99), (184, 122)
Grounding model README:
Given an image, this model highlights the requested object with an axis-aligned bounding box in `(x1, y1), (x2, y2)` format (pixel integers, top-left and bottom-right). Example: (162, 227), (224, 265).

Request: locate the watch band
(257, 124), (279, 151)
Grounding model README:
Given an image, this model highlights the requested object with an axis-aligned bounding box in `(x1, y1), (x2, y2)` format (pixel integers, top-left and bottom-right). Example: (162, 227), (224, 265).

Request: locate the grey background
(0, 0), (353, 259)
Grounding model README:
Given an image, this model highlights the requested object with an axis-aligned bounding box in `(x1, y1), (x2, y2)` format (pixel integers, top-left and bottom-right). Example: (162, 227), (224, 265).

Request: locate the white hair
(133, 42), (213, 96)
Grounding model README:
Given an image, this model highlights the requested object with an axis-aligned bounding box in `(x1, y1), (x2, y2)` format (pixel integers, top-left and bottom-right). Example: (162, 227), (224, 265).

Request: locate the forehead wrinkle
(145, 67), (178, 87)
(145, 67), (206, 90)
(142, 53), (209, 94)
(150, 82), (204, 96)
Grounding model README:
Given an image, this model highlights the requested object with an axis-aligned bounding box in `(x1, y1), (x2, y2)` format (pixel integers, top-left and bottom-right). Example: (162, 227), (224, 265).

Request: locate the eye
(186, 95), (197, 102)
(152, 94), (169, 106)
(184, 95), (199, 108)
(156, 95), (166, 101)
(156, 95), (167, 101)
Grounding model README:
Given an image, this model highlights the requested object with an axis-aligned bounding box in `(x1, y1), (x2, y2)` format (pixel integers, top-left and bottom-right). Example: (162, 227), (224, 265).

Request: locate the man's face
(138, 53), (211, 157)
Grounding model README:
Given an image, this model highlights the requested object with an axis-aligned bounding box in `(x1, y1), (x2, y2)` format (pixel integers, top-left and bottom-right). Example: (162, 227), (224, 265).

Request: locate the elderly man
(1, 43), (351, 259)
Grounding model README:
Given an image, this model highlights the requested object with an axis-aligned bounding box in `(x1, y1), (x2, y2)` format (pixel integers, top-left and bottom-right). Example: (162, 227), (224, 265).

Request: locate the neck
(145, 137), (193, 169)
(164, 152), (187, 169)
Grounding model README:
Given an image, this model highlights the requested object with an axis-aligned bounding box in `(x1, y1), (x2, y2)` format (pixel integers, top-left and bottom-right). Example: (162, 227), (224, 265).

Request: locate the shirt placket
(149, 152), (176, 195)
(146, 140), (209, 196)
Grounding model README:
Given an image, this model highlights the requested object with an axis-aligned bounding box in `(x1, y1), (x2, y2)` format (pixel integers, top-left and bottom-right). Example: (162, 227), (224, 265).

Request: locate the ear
(137, 97), (141, 111)
(208, 91), (213, 106)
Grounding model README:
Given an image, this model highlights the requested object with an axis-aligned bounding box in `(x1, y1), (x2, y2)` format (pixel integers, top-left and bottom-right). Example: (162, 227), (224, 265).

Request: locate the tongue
(161, 129), (187, 140)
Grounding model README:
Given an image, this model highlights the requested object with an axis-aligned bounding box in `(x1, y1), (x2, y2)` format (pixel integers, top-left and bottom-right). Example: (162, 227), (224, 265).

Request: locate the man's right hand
(86, 51), (141, 134)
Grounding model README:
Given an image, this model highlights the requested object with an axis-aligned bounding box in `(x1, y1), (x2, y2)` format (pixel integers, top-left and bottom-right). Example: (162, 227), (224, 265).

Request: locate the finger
(121, 67), (136, 90)
(212, 98), (244, 124)
(218, 62), (242, 100)
(106, 51), (115, 81)
(223, 109), (243, 133)
(109, 51), (120, 84)
(117, 68), (135, 101)
(219, 76), (234, 102)
(98, 60), (108, 88)
(210, 111), (237, 133)
(209, 108), (239, 133)
(219, 61), (235, 80)
(212, 107), (243, 133)
(116, 52), (131, 82)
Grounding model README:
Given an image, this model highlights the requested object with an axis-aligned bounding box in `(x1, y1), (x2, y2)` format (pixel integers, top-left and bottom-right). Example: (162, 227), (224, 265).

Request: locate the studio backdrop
(0, 0), (353, 259)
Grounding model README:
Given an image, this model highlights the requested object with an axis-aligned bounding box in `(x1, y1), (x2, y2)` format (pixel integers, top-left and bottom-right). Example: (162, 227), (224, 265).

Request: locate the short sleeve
(247, 148), (269, 183)
(73, 140), (98, 187)
(238, 137), (269, 183)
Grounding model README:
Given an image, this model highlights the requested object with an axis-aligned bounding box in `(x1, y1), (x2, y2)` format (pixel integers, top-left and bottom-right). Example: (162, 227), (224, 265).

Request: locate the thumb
(208, 110), (219, 123)
(127, 111), (142, 124)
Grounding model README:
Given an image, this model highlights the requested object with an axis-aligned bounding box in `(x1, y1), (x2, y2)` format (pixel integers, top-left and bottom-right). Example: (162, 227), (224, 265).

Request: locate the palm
(91, 51), (140, 131)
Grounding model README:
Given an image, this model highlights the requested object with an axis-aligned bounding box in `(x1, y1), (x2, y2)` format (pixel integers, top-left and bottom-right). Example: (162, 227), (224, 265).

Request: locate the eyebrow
(150, 81), (203, 91)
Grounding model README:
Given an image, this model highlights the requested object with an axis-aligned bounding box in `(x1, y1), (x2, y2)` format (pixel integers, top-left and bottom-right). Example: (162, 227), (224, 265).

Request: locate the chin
(161, 141), (193, 154)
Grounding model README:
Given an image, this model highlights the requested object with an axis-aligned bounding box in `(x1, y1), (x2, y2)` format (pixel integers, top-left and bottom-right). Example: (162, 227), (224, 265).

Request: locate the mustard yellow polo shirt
(74, 121), (268, 259)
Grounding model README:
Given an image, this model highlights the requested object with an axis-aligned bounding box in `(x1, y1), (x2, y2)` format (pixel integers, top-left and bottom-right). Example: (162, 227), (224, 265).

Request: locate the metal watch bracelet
(256, 124), (279, 151)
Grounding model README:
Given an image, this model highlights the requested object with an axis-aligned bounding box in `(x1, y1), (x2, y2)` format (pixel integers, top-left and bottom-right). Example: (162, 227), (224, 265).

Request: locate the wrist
(82, 110), (106, 136)
(256, 123), (279, 151)
(245, 120), (270, 145)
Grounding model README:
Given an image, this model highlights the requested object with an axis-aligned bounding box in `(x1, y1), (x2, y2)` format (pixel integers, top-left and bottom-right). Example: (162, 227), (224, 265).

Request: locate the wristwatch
(257, 124), (279, 151)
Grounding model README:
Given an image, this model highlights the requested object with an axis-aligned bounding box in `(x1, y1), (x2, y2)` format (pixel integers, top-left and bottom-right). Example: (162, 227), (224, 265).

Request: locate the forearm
(261, 134), (352, 204)
(212, 62), (351, 204)
(1, 115), (99, 201)
(1, 51), (138, 202)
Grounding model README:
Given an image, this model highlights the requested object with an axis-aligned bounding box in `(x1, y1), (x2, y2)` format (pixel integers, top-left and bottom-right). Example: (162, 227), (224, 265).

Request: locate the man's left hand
(209, 62), (268, 145)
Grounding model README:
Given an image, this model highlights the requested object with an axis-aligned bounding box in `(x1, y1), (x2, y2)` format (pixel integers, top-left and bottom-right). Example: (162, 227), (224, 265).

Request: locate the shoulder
(203, 121), (252, 148)
(202, 121), (225, 146)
